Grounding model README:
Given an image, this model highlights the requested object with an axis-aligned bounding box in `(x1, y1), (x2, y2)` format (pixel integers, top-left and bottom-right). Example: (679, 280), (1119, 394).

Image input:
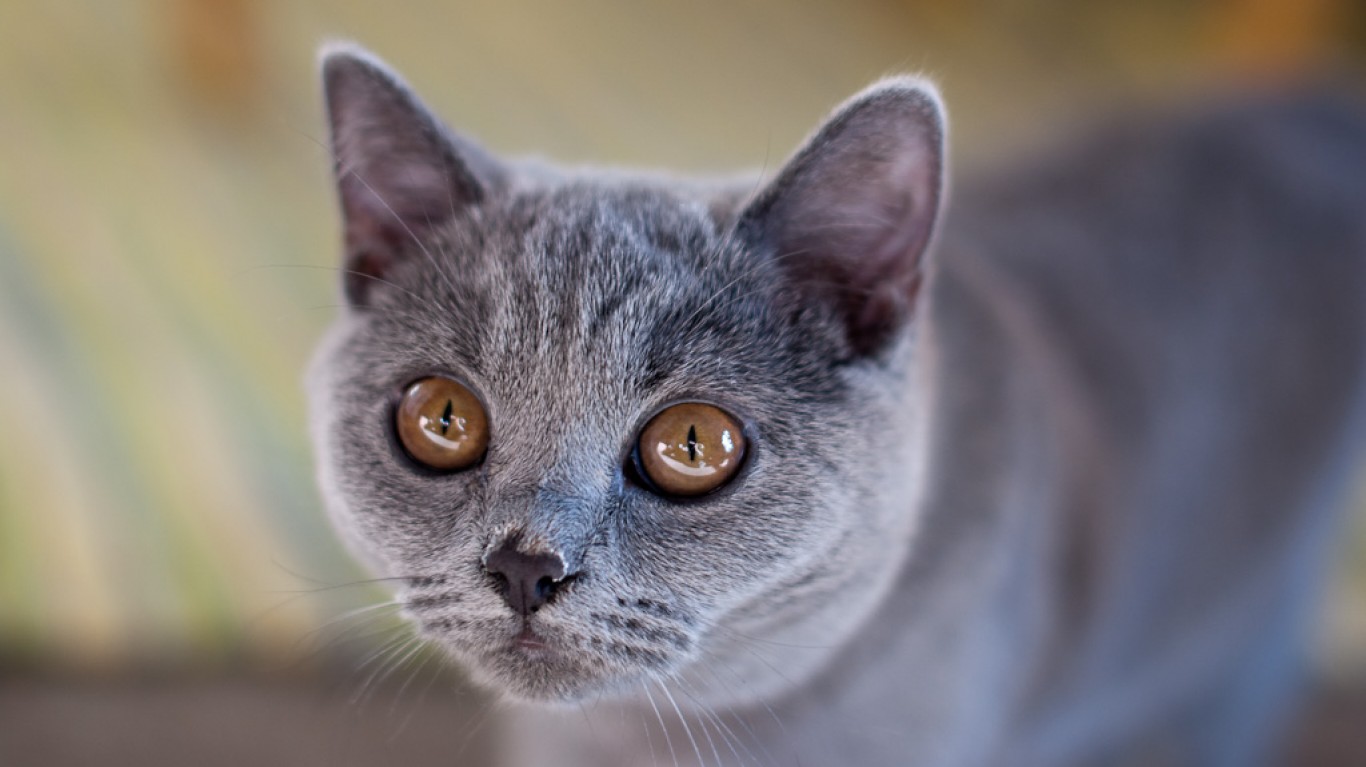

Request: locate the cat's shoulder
(940, 86), (1366, 360)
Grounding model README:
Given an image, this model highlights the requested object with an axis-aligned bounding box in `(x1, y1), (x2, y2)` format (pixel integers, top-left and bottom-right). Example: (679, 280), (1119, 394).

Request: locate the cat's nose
(482, 539), (573, 615)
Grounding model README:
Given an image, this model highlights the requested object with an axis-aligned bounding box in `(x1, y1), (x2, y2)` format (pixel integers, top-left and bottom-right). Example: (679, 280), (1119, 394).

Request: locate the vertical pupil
(440, 399), (453, 435)
(687, 424), (697, 462)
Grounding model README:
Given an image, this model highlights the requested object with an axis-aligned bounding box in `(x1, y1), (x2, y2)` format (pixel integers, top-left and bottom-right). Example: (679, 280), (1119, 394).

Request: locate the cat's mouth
(409, 607), (692, 703)
(513, 622), (552, 652)
(399, 580), (700, 702)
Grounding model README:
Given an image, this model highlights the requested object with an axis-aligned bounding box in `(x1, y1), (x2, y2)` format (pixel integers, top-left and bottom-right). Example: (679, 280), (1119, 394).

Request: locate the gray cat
(307, 42), (1366, 767)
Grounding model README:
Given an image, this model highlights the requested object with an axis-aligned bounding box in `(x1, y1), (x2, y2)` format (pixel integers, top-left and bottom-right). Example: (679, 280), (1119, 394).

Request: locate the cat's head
(307, 43), (945, 705)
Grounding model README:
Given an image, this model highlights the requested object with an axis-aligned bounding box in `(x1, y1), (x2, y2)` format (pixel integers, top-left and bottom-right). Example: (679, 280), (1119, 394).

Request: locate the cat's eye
(396, 376), (489, 471)
(637, 403), (747, 497)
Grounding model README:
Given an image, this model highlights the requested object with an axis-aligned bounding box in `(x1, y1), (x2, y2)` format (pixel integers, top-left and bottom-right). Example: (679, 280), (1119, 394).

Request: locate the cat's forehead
(362, 179), (793, 397)
(501, 180), (729, 276)
(460, 181), (756, 354)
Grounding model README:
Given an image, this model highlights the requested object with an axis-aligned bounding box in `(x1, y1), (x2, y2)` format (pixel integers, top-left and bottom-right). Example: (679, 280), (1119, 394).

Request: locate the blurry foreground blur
(1, 1), (1365, 764)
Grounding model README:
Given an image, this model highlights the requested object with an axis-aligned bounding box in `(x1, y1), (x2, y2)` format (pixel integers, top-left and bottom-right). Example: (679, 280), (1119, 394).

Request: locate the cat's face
(308, 45), (944, 704)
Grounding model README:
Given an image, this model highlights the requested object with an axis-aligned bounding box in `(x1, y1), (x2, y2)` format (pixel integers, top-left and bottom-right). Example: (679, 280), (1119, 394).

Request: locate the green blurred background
(0, 0), (1364, 757)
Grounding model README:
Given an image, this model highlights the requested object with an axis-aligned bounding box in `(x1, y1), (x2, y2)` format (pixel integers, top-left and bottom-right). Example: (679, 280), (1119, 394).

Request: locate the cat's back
(920, 87), (1366, 765)
(940, 87), (1366, 460)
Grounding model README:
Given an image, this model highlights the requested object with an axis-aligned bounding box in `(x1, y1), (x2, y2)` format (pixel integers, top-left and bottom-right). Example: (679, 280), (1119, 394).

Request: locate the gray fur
(308, 44), (1366, 766)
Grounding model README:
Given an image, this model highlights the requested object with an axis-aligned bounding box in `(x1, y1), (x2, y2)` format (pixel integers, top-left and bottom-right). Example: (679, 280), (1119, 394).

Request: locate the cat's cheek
(316, 486), (411, 578)
(313, 475), (381, 574)
(308, 424), (391, 576)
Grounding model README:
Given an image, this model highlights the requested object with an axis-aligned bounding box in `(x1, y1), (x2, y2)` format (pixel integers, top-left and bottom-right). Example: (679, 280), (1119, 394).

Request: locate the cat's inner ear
(321, 44), (504, 306)
(737, 78), (946, 357)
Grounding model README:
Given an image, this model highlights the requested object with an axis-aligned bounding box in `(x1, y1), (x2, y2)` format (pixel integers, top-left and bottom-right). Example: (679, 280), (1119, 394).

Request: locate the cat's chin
(428, 624), (681, 705)
(463, 646), (658, 705)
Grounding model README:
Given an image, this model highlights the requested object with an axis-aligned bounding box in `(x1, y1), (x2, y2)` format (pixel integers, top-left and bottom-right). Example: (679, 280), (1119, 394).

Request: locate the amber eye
(637, 403), (747, 497)
(395, 377), (489, 471)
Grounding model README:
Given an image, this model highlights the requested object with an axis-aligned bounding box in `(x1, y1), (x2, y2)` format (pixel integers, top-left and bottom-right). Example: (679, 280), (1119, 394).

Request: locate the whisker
(690, 702), (725, 767)
(348, 633), (414, 705)
(390, 643), (434, 712)
(354, 634), (424, 707)
(710, 622), (835, 651)
(387, 645), (438, 738)
(266, 574), (439, 595)
(639, 704), (661, 767)
(696, 653), (784, 766)
(576, 699), (603, 760)
(400, 647), (451, 736)
(671, 674), (755, 767)
(643, 682), (682, 767)
(246, 564), (417, 637)
(268, 559), (442, 590)
(710, 630), (801, 694)
(731, 651), (794, 738)
(314, 600), (405, 634)
(247, 584), (390, 635)
(351, 631), (411, 673)
(657, 678), (712, 767)
(309, 611), (407, 656)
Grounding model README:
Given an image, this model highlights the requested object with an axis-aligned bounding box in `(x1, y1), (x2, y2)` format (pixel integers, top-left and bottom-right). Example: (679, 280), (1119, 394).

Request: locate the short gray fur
(307, 43), (1366, 767)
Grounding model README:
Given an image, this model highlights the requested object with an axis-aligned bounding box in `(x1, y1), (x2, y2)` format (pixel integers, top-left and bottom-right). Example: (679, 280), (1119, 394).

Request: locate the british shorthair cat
(307, 43), (1366, 766)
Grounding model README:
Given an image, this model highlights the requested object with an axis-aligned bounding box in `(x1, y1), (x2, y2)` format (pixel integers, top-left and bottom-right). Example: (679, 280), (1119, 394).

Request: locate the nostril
(534, 576), (557, 602)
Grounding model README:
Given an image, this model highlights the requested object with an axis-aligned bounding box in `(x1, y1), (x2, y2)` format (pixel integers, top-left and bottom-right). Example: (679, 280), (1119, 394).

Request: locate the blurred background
(0, 0), (1364, 764)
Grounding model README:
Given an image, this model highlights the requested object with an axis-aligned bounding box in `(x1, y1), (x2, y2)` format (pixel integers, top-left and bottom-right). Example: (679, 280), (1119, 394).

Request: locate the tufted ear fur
(320, 43), (506, 306)
(737, 78), (946, 357)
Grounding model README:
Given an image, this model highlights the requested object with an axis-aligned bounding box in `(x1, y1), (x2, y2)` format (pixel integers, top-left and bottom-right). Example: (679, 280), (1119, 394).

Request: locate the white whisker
(657, 678), (709, 767)
(643, 682), (682, 767)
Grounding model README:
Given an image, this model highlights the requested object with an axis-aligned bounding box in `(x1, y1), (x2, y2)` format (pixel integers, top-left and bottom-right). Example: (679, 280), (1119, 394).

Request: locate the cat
(306, 42), (1366, 767)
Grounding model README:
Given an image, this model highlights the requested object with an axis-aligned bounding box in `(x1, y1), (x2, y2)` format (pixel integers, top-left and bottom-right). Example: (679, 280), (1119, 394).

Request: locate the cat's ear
(320, 43), (505, 306)
(737, 77), (946, 357)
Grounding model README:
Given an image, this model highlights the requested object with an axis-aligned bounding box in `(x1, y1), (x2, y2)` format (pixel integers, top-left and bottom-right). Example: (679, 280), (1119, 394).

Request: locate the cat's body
(307, 44), (1366, 767)
(504, 95), (1366, 767)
